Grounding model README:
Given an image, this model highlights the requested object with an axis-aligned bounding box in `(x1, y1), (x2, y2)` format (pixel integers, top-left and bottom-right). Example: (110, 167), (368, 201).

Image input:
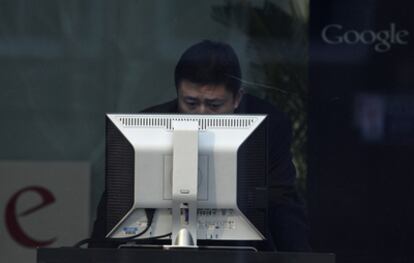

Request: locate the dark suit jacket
(91, 94), (310, 251)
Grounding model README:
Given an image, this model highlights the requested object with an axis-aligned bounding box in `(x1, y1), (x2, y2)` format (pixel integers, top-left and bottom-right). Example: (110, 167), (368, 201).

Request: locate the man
(92, 40), (310, 251)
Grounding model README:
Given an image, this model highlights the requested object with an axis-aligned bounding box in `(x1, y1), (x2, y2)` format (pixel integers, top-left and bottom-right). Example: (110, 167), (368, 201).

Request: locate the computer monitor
(104, 114), (269, 248)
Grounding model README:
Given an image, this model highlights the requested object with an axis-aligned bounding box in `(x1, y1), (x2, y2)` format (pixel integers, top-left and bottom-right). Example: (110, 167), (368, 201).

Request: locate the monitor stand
(167, 121), (199, 248)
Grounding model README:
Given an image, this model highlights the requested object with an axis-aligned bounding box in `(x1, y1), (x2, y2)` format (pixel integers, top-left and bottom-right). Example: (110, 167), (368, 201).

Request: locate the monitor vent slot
(118, 116), (257, 130)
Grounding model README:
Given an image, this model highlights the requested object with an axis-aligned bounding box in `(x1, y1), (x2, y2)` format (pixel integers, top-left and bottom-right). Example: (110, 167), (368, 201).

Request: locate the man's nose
(196, 104), (209, 114)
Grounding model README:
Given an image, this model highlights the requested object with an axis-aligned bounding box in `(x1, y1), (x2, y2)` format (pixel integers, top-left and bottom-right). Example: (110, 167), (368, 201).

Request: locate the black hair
(174, 40), (242, 97)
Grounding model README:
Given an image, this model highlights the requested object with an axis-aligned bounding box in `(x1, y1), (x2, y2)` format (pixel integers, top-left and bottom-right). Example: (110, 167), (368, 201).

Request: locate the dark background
(309, 0), (414, 262)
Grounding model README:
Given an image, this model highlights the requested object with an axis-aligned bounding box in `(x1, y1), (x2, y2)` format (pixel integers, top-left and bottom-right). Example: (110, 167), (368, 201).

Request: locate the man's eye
(186, 101), (197, 107)
(209, 104), (222, 109)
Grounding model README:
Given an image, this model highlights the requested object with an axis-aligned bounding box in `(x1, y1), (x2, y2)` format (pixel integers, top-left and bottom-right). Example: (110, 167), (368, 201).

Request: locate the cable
(73, 238), (94, 248)
(74, 209), (161, 248)
(108, 208), (156, 241)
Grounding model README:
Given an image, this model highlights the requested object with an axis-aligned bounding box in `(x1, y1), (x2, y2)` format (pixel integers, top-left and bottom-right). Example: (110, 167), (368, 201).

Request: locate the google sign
(321, 23), (409, 52)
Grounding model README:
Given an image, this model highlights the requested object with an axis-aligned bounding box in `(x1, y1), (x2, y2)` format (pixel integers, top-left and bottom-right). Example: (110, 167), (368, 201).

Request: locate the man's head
(174, 40), (243, 114)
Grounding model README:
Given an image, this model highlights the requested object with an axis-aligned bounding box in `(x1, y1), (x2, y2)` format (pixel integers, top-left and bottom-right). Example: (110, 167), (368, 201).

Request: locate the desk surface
(38, 247), (335, 263)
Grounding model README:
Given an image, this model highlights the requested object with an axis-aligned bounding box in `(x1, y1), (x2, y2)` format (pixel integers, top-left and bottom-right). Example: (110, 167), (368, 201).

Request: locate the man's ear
(234, 89), (244, 109)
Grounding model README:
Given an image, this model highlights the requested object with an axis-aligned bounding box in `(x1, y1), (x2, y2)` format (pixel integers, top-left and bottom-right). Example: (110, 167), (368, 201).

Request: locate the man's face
(177, 80), (242, 114)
